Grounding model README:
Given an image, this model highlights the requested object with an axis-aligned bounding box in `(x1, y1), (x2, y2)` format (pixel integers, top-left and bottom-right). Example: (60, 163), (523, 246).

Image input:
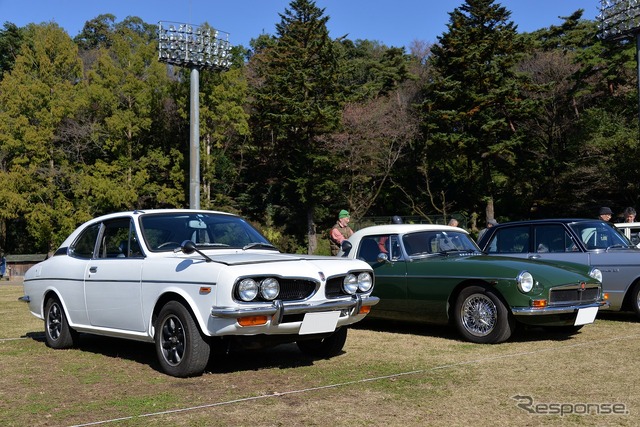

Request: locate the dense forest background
(0, 0), (638, 255)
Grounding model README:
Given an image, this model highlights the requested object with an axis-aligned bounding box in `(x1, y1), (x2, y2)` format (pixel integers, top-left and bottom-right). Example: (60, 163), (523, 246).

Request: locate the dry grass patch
(1, 281), (639, 426)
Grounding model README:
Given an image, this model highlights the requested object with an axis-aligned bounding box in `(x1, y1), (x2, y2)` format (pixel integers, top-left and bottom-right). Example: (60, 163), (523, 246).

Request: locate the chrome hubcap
(461, 294), (497, 337)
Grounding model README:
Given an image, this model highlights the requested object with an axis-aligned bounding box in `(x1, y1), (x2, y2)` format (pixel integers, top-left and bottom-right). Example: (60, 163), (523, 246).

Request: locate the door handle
(89, 266), (98, 273)
(528, 255), (541, 260)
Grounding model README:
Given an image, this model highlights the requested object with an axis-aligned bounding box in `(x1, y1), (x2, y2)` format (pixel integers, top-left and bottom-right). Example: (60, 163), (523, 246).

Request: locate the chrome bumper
(511, 301), (608, 316)
(211, 294), (380, 325)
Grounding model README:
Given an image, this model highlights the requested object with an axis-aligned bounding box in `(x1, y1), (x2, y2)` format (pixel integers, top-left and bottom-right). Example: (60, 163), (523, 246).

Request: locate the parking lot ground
(1, 282), (638, 426)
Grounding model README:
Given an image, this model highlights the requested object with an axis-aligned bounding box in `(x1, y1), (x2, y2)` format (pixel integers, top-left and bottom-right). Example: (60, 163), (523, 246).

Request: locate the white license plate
(298, 311), (340, 335)
(574, 306), (599, 326)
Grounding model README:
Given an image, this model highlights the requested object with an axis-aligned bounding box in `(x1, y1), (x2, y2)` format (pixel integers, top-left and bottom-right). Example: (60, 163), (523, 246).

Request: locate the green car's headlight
(589, 267), (603, 283)
(516, 271), (534, 293)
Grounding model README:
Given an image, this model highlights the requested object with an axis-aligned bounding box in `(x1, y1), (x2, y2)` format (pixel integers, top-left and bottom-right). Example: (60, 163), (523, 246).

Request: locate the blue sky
(1, 0), (601, 49)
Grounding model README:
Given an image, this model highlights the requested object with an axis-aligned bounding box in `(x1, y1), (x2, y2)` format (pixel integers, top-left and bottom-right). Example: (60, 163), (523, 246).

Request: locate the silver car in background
(477, 218), (640, 317)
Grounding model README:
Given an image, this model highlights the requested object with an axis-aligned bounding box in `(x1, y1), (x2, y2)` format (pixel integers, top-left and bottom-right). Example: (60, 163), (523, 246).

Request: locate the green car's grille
(549, 285), (600, 305)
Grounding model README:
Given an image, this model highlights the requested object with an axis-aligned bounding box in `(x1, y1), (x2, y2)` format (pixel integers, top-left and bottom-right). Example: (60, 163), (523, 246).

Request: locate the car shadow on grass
(354, 317), (603, 344)
(206, 343), (317, 374)
(22, 330), (318, 375)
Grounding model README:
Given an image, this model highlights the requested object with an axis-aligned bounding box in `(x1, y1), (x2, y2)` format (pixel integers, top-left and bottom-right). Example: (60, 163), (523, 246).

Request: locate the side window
(98, 218), (143, 259)
(373, 235), (402, 260)
(534, 225), (571, 253)
(486, 226), (529, 253)
(357, 237), (382, 262)
(69, 224), (100, 259)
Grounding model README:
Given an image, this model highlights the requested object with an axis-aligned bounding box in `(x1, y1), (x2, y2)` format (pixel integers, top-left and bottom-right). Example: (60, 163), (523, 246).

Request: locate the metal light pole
(598, 0), (640, 127)
(158, 22), (231, 209)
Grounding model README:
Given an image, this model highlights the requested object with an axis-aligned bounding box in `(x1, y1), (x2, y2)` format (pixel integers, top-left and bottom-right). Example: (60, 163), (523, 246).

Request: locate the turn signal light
(603, 293), (609, 301)
(238, 316), (269, 327)
(531, 299), (547, 308)
(359, 306), (372, 315)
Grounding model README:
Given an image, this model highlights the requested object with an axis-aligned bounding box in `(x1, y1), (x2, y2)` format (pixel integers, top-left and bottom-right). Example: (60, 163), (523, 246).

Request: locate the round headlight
(357, 272), (373, 292)
(238, 278), (259, 301)
(589, 267), (603, 283)
(260, 277), (280, 300)
(343, 274), (358, 294)
(517, 271), (534, 293)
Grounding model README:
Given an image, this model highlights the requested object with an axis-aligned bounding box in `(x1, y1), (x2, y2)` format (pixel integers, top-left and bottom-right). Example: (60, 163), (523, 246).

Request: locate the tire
(44, 297), (78, 349)
(297, 327), (348, 358)
(155, 301), (210, 377)
(630, 282), (640, 318)
(454, 286), (515, 344)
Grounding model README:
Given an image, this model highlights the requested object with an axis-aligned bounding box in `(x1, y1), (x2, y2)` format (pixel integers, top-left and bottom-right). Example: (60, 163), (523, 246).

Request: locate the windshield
(140, 212), (274, 251)
(402, 231), (480, 257)
(569, 220), (632, 250)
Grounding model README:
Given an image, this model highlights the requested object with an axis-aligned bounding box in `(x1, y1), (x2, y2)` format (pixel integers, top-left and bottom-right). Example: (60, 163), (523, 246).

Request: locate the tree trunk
(307, 208), (317, 255)
(486, 198), (495, 222)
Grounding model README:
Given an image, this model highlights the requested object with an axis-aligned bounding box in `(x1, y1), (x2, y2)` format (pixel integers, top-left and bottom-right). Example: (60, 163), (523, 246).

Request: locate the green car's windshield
(402, 231), (479, 257)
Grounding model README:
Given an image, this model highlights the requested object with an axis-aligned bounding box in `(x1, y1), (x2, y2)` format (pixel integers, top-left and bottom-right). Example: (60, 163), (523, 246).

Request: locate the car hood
(409, 254), (595, 284)
(178, 250), (367, 268)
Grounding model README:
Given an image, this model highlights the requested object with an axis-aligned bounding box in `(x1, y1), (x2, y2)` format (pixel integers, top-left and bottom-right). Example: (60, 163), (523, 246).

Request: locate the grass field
(1, 279), (639, 427)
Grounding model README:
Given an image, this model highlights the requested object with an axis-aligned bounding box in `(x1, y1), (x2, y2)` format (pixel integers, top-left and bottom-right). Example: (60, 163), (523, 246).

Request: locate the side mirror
(377, 252), (389, 263)
(341, 240), (352, 257)
(179, 240), (214, 263)
(180, 240), (197, 255)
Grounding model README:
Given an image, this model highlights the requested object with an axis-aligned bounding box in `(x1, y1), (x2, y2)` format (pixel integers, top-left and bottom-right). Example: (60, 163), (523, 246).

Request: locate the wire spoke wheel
(461, 294), (497, 337)
(454, 285), (514, 344)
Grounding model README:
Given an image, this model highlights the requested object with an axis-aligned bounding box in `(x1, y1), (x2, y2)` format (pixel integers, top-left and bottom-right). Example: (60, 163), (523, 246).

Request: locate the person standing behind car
(329, 210), (354, 255)
(598, 207), (613, 222)
(477, 219), (498, 241)
(623, 207), (637, 223)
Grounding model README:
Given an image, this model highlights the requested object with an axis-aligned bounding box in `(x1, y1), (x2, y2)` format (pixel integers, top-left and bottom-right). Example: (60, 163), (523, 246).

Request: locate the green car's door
(359, 235), (408, 320)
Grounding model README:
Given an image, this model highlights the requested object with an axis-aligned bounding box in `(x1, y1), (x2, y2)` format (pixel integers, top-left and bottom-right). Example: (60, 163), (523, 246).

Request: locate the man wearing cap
(598, 207), (613, 222)
(329, 210), (354, 255)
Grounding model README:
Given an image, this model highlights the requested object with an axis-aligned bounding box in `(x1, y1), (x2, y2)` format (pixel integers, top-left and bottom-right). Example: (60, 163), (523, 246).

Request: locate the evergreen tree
(0, 23), (85, 251)
(420, 0), (531, 223)
(247, 0), (343, 253)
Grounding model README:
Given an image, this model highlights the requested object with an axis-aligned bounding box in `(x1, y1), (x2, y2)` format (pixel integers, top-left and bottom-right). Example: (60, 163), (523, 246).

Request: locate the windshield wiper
(437, 249), (478, 256)
(242, 242), (277, 250)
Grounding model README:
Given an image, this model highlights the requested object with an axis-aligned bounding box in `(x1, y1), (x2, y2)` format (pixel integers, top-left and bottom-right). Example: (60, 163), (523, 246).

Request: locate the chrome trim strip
(211, 295), (380, 318)
(511, 301), (608, 316)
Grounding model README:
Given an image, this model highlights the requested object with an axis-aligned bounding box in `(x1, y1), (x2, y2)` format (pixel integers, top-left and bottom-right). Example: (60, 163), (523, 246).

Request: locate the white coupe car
(20, 209), (378, 377)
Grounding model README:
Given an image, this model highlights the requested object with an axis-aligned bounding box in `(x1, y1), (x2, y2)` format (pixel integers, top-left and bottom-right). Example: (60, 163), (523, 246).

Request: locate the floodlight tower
(598, 0), (640, 126)
(158, 22), (231, 209)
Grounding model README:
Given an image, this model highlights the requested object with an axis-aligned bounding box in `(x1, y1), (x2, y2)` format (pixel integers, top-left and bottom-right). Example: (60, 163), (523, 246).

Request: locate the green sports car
(338, 224), (607, 343)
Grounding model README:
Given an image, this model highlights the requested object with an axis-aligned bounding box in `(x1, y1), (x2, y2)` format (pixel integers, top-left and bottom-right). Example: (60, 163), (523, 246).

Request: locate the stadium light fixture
(158, 22), (232, 209)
